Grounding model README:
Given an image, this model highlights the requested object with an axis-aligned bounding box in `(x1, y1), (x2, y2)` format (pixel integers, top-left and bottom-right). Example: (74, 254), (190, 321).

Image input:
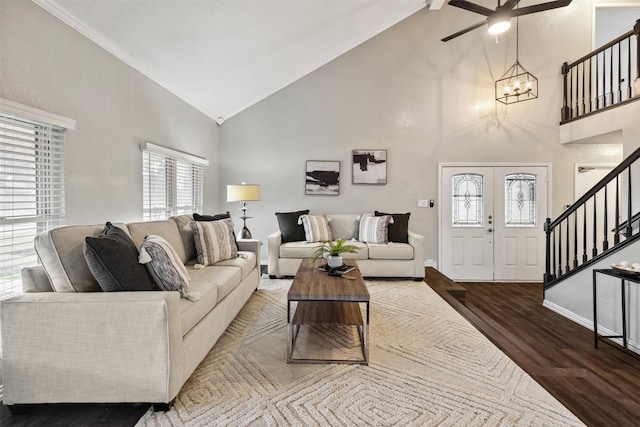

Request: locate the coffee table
(287, 259), (370, 365)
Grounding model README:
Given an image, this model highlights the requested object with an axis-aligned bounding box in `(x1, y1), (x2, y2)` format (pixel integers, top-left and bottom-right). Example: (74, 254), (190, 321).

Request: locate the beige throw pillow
(299, 214), (332, 242)
(359, 215), (393, 244)
(190, 219), (238, 265)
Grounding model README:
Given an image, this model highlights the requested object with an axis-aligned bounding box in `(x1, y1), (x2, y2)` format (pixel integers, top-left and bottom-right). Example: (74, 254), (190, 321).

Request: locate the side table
(592, 268), (640, 351)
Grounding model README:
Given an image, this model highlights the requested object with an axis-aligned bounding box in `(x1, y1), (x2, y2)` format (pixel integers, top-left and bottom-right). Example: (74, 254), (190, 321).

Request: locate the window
(0, 105), (71, 297)
(505, 173), (537, 227)
(452, 173), (484, 227)
(141, 142), (207, 221)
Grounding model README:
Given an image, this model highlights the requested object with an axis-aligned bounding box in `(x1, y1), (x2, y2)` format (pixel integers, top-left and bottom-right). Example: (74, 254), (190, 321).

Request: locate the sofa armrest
(408, 231), (426, 278)
(236, 238), (261, 269)
(21, 265), (54, 292)
(0, 291), (183, 405)
(267, 231), (283, 277)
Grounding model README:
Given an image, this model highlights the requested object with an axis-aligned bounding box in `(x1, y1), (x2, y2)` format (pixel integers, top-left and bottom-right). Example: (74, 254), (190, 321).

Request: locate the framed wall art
(305, 160), (340, 195)
(352, 149), (387, 185)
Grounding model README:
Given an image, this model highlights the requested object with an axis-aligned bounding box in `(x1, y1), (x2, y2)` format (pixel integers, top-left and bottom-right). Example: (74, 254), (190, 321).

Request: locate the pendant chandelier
(495, 16), (538, 105)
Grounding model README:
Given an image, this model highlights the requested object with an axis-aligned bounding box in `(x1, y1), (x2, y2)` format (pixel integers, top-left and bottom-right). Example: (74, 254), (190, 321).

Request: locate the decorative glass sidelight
(452, 174), (483, 227)
(505, 173), (536, 226)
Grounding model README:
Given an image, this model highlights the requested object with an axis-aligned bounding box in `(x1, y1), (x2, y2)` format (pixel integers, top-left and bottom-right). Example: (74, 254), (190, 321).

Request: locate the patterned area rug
(137, 279), (584, 426)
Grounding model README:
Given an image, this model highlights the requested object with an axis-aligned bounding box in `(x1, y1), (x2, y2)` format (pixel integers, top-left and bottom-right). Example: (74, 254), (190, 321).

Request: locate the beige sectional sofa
(0, 215), (260, 411)
(268, 213), (425, 280)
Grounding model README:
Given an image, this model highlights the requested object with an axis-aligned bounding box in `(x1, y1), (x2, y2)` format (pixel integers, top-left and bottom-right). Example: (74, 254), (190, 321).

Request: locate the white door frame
(438, 162), (553, 280)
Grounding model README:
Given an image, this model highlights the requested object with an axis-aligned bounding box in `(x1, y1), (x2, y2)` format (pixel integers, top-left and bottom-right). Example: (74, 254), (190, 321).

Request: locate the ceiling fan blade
(441, 19), (488, 42)
(447, 0), (494, 17)
(511, 0), (572, 17)
(501, 0), (522, 12)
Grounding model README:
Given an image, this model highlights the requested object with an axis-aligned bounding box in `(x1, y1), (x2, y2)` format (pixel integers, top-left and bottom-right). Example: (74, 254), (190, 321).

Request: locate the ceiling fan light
(488, 18), (511, 35)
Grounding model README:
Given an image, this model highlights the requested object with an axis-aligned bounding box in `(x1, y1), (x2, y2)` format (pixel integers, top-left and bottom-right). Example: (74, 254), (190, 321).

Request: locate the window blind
(142, 145), (204, 221)
(0, 113), (66, 297)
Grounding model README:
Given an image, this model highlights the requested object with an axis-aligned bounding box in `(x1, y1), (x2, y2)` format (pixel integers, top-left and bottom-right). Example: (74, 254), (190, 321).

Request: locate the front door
(440, 165), (549, 281)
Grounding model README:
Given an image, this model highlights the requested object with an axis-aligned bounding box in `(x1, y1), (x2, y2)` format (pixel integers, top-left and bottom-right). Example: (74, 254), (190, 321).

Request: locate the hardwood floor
(3, 269), (640, 426)
(425, 267), (640, 427)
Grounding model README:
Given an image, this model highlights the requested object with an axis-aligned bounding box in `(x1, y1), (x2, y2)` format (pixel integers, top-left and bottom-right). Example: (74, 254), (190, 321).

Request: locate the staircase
(544, 145), (640, 291)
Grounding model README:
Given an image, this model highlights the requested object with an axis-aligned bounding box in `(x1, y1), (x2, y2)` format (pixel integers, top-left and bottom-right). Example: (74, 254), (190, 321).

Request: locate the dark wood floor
(426, 267), (640, 427)
(3, 269), (640, 426)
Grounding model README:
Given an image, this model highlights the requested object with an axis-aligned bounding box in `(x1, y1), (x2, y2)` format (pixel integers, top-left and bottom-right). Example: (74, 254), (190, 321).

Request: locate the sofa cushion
(172, 215), (198, 262)
(275, 210), (309, 243)
(189, 265), (242, 303)
(128, 220), (188, 263)
(179, 280), (219, 336)
(375, 211), (410, 243)
(359, 215), (393, 244)
(327, 214), (360, 240)
(83, 222), (155, 292)
(367, 242), (414, 260)
(139, 235), (191, 297)
(338, 241), (368, 260)
(279, 241), (323, 259)
(300, 214), (332, 242)
(35, 223), (129, 292)
(214, 251), (256, 280)
(191, 219), (238, 265)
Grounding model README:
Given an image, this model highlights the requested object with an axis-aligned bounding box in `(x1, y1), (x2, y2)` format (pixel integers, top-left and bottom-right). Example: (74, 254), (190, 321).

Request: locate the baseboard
(425, 259), (438, 269)
(543, 299), (640, 354)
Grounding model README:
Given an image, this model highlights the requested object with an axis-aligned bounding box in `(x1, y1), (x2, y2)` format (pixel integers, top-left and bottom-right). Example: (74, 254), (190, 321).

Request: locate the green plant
(311, 239), (359, 263)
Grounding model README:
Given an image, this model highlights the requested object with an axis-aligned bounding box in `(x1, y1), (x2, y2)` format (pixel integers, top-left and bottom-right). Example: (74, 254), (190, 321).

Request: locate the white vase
(327, 255), (343, 268)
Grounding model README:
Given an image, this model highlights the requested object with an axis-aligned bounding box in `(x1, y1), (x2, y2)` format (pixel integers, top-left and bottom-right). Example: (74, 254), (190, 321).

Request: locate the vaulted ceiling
(35, 0), (445, 124)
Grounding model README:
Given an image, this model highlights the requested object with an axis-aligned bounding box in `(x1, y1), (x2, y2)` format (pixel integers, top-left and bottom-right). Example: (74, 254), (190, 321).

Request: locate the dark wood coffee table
(287, 259), (370, 365)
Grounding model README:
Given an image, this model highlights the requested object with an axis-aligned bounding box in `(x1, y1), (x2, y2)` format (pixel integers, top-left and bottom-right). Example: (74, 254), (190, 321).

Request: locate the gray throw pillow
(83, 222), (155, 292)
(139, 234), (192, 298)
(193, 212), (231, 221)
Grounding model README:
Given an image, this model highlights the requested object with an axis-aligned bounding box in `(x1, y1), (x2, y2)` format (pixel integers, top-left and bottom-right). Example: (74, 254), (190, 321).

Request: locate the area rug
(137, 278), (584, 426)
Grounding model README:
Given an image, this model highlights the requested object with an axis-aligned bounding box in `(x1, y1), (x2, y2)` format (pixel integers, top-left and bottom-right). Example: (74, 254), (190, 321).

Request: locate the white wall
(0, 1), (220, 225)
(545, 242), (640, 353)
(219, 1), (627, 263)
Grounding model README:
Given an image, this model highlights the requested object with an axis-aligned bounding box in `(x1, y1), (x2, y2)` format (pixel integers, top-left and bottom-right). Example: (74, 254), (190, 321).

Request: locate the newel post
(561, 62), (571, 121)
(544, 218), (552, 286)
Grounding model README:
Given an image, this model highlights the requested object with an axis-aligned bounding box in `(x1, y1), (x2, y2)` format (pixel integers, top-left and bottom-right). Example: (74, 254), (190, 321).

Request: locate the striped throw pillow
(299, 214), (332, 242)
(359, 215), (393, 244)
(190, 218), (238, 265)
(139, 235), (190, 297)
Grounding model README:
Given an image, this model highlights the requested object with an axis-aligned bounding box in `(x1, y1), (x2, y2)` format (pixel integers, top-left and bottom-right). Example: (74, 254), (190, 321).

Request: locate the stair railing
(561, 19), (640, 124)
(544, 146), (640, 288)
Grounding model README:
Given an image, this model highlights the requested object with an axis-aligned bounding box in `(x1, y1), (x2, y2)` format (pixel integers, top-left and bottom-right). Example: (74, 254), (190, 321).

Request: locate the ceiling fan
(441, 0), (572, 42)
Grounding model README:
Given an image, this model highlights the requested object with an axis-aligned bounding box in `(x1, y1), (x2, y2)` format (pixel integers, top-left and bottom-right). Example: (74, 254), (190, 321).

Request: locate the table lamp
(227, 183), (261, 239)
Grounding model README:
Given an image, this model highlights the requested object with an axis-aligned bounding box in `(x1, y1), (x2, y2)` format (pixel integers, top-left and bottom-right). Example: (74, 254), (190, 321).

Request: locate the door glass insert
(452, 174), (483, 227)
(505, 173), (536, 226)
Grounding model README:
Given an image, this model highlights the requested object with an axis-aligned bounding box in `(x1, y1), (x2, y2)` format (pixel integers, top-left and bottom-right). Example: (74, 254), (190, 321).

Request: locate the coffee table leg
(287, 300), (292, 362)
(365, 301), (370, 364)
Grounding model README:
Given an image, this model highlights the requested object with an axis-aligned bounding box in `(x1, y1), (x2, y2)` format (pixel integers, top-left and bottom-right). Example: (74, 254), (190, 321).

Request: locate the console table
(592, 268), (639, 351)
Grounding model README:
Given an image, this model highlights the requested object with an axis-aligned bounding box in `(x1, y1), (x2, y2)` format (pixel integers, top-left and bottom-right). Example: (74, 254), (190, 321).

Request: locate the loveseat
(268, 212), (425, 281)
(0, 215), (260, 411)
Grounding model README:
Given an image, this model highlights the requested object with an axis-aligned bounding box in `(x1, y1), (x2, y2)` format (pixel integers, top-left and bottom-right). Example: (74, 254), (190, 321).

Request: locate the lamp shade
(227, 184), (261, 202)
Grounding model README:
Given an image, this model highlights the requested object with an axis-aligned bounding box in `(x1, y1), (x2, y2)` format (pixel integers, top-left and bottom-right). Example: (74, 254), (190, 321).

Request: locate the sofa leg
(415, 277), (424, 282)
(152, 400), (174, 412)
(269, 275), (276, 279)
(6, 404), (31, 415)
